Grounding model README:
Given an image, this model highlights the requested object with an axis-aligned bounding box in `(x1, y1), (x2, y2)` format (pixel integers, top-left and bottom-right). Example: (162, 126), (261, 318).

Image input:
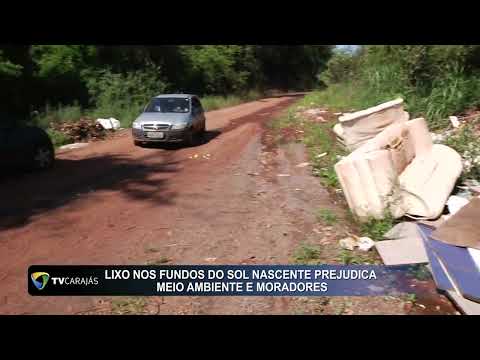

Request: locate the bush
(34, 103), (83, 129)
(319, 51), (359, 85)
(84, 63), (168, 128)
(309, 46), (480, 130)
(47, 128), (71, 148)
(421, 66), (480, 129)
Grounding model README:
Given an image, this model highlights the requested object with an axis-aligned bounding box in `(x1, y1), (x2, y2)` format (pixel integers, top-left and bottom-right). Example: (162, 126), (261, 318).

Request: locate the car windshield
(144, 98), (190, 113)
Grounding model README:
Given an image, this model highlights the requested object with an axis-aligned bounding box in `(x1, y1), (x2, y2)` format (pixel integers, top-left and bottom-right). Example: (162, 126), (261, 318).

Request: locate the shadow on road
(0, 151), (181, 231)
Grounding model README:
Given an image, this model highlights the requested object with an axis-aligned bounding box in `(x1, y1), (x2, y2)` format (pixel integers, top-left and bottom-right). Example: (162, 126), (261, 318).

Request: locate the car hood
(134, 112), (191, 124)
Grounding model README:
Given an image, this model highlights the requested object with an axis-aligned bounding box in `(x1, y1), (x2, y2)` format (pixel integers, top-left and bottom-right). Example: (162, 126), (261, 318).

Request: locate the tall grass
(313, 51), (480, 130)
(201, 90), (261, 111)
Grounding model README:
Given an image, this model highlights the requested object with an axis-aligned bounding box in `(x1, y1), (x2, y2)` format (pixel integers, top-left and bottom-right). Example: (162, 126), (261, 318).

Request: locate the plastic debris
(339, 237), (357, 251)
(357, 237), (375, 251)
(96, 118), (121, 130)
(449, 116), (460, 128)
(447, 195), (470, 215)
(340, 235), (375, 252)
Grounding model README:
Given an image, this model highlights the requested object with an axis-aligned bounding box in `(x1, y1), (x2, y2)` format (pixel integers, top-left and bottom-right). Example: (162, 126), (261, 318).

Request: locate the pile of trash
(296, 107), (329, 123)
(51, 118), (107, 142)
(327, 98), (480, 314)
(375, 198), (480, 314)
(333, 98), (463, 221)
(51, 117), (121, 142)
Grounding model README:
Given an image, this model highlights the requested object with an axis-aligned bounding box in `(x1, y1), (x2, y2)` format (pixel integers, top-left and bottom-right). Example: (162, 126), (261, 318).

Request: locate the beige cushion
(399, 144), (463, 219)
(335, 118), (462, 220)
(338, 98), (409, 151)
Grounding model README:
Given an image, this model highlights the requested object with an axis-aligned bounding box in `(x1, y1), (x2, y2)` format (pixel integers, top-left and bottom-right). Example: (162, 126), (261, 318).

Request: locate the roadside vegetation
(292, 243), (322, 264)
(273, 46), (480, 255)
(1, 45), (333, 147)
(317, 45), (480, 130)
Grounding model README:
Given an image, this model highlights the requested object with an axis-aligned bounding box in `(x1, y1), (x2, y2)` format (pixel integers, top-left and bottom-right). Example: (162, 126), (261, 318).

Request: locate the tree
(30, 45), (97, 107)
(0, 50), (22, 77)
(254, 46), (333, 90)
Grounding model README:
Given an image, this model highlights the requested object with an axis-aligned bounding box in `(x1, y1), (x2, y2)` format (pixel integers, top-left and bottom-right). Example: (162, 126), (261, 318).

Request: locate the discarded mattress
(335, 117), (463, 220)
(335, 98), (409, 151)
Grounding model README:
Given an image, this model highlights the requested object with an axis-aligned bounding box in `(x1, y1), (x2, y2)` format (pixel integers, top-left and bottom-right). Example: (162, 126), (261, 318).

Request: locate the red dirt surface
(0, 97), (299, 314)
(0, 96), (459, 315)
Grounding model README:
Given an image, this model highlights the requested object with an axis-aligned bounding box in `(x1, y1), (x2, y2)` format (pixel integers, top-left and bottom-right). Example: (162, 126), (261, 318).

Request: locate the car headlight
(132, 122), (142, 129)
(171, 122), (188, 130)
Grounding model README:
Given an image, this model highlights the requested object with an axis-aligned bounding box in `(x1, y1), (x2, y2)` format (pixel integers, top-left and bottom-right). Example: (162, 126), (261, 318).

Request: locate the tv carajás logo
(31, 272), (50, 290)
(30, 270), (99, 290)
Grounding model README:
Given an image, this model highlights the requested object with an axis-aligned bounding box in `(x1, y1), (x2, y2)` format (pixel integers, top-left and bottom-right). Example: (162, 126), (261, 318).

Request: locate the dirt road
(0, 95), (457, 315)
(0, 96), (308, 314)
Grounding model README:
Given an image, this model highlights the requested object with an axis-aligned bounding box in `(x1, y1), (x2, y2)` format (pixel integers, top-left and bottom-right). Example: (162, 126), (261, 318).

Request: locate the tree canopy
(0, 45), (334, 121)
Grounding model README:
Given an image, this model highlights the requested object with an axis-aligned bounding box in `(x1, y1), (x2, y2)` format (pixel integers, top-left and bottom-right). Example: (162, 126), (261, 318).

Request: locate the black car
(0, 120), (55, 171)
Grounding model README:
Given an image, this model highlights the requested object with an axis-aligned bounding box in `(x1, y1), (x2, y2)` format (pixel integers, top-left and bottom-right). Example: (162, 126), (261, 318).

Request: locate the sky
(336, 45), (360, 53)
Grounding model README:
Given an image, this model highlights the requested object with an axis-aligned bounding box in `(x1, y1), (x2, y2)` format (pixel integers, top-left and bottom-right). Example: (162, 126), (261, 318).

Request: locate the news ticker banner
(28, 265), (422, 296)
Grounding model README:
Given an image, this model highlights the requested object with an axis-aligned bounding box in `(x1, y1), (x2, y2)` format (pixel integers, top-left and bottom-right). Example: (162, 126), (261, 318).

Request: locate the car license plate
(147, 132), (164, 139)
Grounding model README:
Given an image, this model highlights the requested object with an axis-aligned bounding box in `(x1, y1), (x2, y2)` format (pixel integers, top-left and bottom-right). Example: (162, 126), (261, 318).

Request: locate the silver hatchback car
(132, 94), (206, 147)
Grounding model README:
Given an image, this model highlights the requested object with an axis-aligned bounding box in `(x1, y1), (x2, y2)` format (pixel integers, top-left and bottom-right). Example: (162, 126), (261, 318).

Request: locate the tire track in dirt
(0, 96), (301, 315)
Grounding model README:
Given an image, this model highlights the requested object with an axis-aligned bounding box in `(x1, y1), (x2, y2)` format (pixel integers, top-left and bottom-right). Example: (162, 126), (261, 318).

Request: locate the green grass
(404, 294), (417, 303)
(407, 264), (432, 281)
(292, 244), (322, 264)
(201, 90), (261, 111)
(267, 109), (297, 132)
(297, 83), (359, 112)
(305, 125), (345, 188)
(358, 214), (395, 241)
(338, 249), (374, 265)
(316, 208), (338, 225)
(34, 103), (83, 129)
(46, 128), (72, 148)
(443, 118), (480, 180)
(269, 93), (346, 190)
(306, 66), (480, 132)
